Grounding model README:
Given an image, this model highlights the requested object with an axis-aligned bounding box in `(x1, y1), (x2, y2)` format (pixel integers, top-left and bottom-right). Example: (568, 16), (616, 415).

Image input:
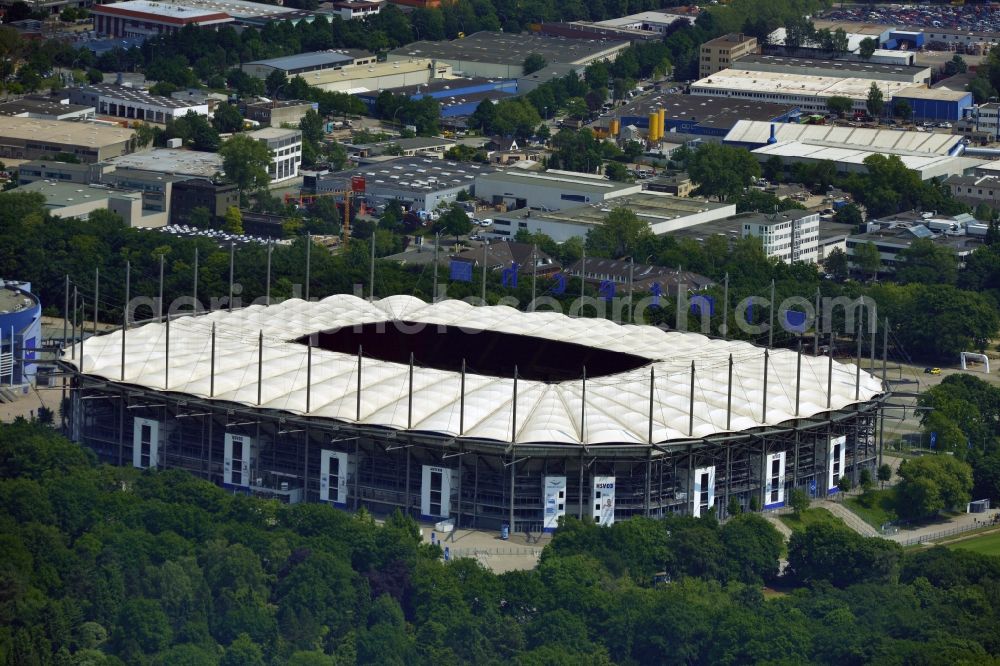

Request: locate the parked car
(924, 367), (942, 375)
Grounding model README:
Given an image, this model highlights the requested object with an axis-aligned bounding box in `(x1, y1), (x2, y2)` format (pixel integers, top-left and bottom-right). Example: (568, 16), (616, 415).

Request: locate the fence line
(448, 547), (543, 558)
(896, 520), (999, 547)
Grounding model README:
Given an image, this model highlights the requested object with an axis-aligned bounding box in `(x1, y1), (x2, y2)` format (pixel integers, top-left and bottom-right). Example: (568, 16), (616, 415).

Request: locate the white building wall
(741, 213), (820, 264)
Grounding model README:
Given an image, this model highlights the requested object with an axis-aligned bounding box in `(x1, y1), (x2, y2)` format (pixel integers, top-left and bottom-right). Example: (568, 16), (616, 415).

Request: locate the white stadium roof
(67, 295), (884, 447)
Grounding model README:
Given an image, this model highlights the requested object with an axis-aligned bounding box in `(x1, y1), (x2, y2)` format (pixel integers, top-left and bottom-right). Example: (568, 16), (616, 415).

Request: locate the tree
(825, 96), (853, 119)
(223, 206), (243, 235)
(719, 514), (783, 583)
(822, 247), (849, 281)
(688, 143), (761, 202)
(894, 99), (912, 122)
(605, 161), (631, 182)
(788, 487), (810, 516)
(895, 238), (958, 285)
(859, 468), (874, 493)
(212, 103), (244, 133)
(586, 207), (654, 259)
(853, 241), (881, 281)
(859, 37), (877, 60)
(435, 202), (472, 243)
(726, 495), (742, 518)
(787, 523), (902, 587)
(523, 53), (547, 76)
(86, 67), (104, 84)
(944, 54), (968, 77)
(975, 203), (995, 223)
(834, 203), (863, 229)
(866, 82), (885, 120)
(878, 463), (892, 489)
(784, 15), (815, 50)
(219, 134), (272, 195)
(895, 455), (974, 520)
(837, 475), (852, 496)
(265, 69), (288, 98)
(188, 206), (213, 229)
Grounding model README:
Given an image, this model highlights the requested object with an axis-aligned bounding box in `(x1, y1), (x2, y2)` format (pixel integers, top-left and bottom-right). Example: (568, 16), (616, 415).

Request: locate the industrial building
(64, 295), (886, 528)
(242, 99), (318, 128)
(725, 120), (981, 182)
(355, 78), (518, 118)
(474, 169), (642, 214)
(0, 280), (41, 389)
(592, 10), (697, 33)
(16, 160), (109, 186)
(699, 33), (759, 79)
(733, 54), (931, 85)
(92, 0), (233, 37)
(256, 56), (451, 94)
(891, 87), (973, 122)
(11, 180), (169, 227)
(169, 179), (239, 224)
(242, 51), (359, 79)
(106, 148), (224, 180)
(0, 97), (96, 121)
(307, 157), (496, 211)
(607, 94), (800, 139)
(388, 32), (629, 79)
(690, 69), (917, 114)
(846, 212), (984, 273)
(69, 84), (209, 122)
(247, 127), (302, 184)
(487, 192), (733, 243)
(0, 117), (137, 163)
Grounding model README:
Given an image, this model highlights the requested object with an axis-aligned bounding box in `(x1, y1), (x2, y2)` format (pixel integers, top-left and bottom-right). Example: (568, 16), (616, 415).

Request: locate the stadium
(64, 295), (886, 532)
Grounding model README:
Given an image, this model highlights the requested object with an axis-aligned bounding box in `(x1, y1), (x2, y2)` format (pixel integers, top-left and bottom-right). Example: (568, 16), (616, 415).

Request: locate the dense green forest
(3, 420), (1000, 664)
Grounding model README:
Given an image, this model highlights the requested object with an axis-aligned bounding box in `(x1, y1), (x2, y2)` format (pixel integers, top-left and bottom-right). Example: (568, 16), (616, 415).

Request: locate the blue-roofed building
(80, 36), (148, 55)
(891, 87), (973, 122)
(605, 93), (800, 139)
(355, 77), (518, 117)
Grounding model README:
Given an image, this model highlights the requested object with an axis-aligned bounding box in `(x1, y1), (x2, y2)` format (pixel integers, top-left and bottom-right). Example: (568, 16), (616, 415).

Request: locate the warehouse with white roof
(64, 294), (886, 530)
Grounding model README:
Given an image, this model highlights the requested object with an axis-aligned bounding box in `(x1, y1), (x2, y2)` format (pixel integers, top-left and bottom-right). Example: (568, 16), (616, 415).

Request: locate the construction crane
(284, 188), (365, 248)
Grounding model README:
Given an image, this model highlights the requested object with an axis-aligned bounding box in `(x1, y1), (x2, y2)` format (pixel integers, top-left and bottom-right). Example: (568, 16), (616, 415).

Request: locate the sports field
(947, 530), (1000, 557)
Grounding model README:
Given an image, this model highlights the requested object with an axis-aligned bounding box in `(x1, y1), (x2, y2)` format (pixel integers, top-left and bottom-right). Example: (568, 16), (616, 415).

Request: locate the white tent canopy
(67, 295), (884, 446)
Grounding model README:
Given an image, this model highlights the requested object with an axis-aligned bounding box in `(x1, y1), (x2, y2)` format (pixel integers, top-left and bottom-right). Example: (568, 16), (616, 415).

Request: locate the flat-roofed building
(306, 157), (497, 211)
(242, 99), (318, 128)
(487, 190), (734, 243)
(92, 0), (233, 37)
(248, 127), (302, 183)
(699, 33), (758, 79)
(243, 51), (357, 79)
(691, 69), (916, 114)
(68, 84), (209, 122)
(891, 86), (973, 122)
(389, 31), (628, 79)
(329, 0), (381, 20)
(606, 93), (800, 139)
(737, 210), (820, 264)
(0, 97), (96, 121)
(106, 148), (224, 179)
(11, 180), (169, 227)
(0, 117), (136, 163)
(733, 54), (931, 85)
(475, 169), (642, 214)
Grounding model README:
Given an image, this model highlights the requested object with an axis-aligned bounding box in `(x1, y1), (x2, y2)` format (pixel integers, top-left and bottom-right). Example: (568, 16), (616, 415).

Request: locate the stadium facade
(65, 296), (886, 532)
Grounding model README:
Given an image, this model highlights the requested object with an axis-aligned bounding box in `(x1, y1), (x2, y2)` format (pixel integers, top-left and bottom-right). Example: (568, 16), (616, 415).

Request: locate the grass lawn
(946, 530), (1000, 557)
(779, 508), (844, 533)
(844, 489), (898, 529)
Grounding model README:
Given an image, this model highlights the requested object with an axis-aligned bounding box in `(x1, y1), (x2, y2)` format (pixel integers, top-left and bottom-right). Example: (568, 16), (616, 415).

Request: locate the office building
(248, 127), (302, 183)
(699, 33), (758, 79)
(474, 169), (642, 214)
(738, 210), (820, 264)
(69, 84), (209, 122)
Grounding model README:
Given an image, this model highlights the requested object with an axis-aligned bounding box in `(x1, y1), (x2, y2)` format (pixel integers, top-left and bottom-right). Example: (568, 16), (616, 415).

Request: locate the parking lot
(821, 4), (1000, 34)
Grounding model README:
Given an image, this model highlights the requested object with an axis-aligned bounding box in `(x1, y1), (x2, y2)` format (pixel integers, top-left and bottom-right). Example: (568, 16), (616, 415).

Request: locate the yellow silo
(610, 118), (620, 136)
(657, 107), (666, 137)
(648, 112), (660, 142)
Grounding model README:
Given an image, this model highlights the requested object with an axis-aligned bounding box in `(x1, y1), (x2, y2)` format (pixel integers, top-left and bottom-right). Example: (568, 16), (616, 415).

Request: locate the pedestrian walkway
(764, 513), (793, 541)
(816, 499), (880, 537)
